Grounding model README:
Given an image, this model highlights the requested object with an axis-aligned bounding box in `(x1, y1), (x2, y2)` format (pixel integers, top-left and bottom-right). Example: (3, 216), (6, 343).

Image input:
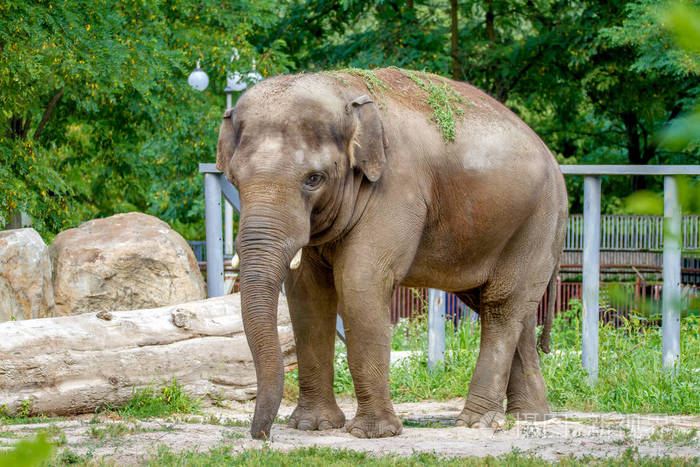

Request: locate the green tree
(0, 0), (291, 239)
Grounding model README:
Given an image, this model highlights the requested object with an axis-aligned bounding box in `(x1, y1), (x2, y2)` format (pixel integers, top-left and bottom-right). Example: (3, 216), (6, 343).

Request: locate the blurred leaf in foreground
(624, 176), (700, 215)
(0, 435), (54, 467)
(659, 3), (700, 150)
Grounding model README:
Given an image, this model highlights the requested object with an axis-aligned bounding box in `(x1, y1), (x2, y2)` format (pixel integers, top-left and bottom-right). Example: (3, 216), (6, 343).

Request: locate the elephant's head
(216, 75), (387, 439)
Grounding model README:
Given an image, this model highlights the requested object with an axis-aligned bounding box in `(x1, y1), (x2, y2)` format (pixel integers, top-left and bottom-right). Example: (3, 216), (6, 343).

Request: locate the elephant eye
(303, 172), (326, 190)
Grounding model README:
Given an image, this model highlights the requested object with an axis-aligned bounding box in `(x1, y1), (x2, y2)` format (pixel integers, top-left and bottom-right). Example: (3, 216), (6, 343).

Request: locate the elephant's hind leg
(506, 313), (550, 420)
(285, 252), (345, 431)
(456, 296), (536, 429)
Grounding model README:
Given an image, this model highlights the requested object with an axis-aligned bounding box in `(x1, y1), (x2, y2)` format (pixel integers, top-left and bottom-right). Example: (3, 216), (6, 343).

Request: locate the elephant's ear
(216, 108), (235, 173)
(345, 95), (387, 182)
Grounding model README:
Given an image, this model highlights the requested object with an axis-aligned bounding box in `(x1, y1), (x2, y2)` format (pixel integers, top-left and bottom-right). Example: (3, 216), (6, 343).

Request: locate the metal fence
(565, 214), (700, 251)
(187, 215), (700, 262)
(188, 241), (206, 262)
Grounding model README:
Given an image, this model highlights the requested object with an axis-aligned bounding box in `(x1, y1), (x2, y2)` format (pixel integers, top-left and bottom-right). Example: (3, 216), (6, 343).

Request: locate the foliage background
(1, 0), (699, 240)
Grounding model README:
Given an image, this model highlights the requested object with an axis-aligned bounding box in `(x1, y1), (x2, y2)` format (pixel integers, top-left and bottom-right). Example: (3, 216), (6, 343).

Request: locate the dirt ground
(2, 398), (699, 464)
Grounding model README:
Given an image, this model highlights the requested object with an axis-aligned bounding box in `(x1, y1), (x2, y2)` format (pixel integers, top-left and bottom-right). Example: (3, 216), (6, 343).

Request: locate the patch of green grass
(114, 379), (200, 419)
(283, 371), (299, 403)
(401, 417), (452, 428)
(48, 448), (93, 466)
(323, 292), (700, 415)
(147, 445), (699, 466)
(334, 68), (389, 107)
(89, 423), (132, 440)
(503, 414), (517, 431)
(542, 303), (700, 414)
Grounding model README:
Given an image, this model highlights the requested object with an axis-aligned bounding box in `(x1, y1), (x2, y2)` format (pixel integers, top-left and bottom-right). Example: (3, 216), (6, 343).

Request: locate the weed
(115, 379), (200, 419)
(51, 448), (90, 465)
(0, 408), (63, 425)
(503, 414), (517, 431)
(222, 430), (245, 441)
(89, 422), (131, 440)
(37, 424), (67, 446)
(222, 418), (250, 428)
(207, 392), (228, 409)
(645, 426), (698, 446)
(282, 372), (299, 402)
(0, 399), (56, 425)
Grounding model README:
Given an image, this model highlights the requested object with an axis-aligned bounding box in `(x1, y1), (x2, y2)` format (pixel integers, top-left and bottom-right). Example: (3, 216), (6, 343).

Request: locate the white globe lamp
(188, 60), (209, 91)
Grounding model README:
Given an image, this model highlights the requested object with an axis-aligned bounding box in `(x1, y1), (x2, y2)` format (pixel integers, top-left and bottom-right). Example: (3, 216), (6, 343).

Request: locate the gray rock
(50, 212), (206, 315)
(0, 228), (55, 321)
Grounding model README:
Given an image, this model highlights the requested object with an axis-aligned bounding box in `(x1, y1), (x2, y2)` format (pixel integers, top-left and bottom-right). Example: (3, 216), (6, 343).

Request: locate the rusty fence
(210, 270), (698, 328)
(219, 272), (698, 328)
(389, 281), (699, 327)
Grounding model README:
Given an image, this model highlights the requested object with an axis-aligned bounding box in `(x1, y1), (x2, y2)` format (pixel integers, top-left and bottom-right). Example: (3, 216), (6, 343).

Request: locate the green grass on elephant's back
(323, 302), (700, 414)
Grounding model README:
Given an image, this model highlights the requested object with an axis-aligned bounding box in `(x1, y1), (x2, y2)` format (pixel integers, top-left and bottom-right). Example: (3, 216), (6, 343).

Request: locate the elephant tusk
(290, 249), (302, 270)
(231, 253), (240, 270)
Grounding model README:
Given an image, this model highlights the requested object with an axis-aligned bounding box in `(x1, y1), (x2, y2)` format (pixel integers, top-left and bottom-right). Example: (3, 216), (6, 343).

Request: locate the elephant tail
(538, 263), (559, 354)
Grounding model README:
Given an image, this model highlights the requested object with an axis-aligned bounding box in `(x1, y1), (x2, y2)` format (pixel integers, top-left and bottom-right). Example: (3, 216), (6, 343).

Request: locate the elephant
(216, 67), (568, 440)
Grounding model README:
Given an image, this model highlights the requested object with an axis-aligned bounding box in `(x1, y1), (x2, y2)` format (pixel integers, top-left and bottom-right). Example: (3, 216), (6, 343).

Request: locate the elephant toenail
(349, 427), (367, 438)
(297, 420), (314, 431)
(472, 421), (488, 429)
(318, 420), (332, 430)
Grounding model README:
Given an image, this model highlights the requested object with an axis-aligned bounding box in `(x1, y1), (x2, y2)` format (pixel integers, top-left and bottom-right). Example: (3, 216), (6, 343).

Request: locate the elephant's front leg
(336, 269), (402, 438)
(285, 252), (345, 431)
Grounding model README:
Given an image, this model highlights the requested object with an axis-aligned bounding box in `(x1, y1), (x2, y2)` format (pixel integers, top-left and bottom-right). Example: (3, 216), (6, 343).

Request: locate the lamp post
(188, 52), (263, 259)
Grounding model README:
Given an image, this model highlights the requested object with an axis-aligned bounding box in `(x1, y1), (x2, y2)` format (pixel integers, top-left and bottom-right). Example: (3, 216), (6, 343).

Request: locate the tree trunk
(485, 0), (508, 101)
(451, 0), (460, 80)
(622, 112), (651, 191)
(0, 294), (296, 416)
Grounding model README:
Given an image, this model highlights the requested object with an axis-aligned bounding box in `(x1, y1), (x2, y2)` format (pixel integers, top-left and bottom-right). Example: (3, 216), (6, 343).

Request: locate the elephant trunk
(237, 211), (299, 440)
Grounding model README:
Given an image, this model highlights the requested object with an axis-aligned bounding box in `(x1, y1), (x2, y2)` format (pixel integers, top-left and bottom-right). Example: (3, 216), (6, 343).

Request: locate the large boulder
(0, 228), (55, 321)
(50, 213), (206, 315)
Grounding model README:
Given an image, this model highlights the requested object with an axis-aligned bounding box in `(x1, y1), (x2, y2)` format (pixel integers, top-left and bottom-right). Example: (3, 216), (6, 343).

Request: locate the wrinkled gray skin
(216, 68), (568, 440)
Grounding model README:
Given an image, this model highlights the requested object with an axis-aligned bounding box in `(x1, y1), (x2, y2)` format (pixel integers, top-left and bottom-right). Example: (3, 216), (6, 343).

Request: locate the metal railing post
(204, 173), (224, 297)
(224, 201), (234, 256)
(662, 176), (681, 369)
(428, 288), (446, 370)
(582, 175), (601, 383)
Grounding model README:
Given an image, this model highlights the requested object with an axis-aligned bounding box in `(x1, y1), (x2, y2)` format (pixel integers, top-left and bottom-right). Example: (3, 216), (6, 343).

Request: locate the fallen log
(0, 294), (296, 416)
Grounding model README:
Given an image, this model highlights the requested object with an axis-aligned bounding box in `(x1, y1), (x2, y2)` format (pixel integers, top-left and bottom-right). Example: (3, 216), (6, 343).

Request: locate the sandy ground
(1, 399), (699, 464)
